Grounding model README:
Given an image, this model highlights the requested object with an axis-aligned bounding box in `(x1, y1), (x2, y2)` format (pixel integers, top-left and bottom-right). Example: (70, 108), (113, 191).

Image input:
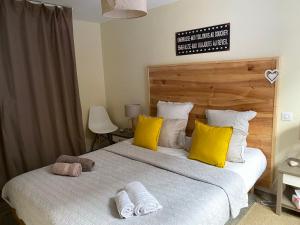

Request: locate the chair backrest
(88, 106), (117, 133)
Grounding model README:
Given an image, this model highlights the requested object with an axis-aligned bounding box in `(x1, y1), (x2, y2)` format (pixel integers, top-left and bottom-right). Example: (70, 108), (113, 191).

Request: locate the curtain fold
(0, 0), (86, 189)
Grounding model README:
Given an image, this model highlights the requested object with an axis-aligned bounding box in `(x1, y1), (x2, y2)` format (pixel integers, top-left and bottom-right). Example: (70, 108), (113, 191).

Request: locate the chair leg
(107, 133), (113, 144)
(90, 134), (98, 151)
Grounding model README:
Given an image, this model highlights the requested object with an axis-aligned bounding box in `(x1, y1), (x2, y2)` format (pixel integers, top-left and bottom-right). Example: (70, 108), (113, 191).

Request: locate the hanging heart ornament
(265, 69), (279, 84)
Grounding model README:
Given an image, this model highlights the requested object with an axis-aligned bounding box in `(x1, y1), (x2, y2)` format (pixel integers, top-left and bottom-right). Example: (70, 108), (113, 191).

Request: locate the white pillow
(157, 101), (193, 149)
(177, 131), (186, 149)
(206, 109), (257, 163)
(158, 119), (187, 148)
(157, 101), (194, 120)
(177, 131), (193, 151)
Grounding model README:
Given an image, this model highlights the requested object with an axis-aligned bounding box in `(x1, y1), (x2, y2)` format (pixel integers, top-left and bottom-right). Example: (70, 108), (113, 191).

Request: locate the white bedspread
(125, 140), (266, 192)
(2, 141), (248, 225)
(225, 148), (266, 191)
(158, 146), (266, 192)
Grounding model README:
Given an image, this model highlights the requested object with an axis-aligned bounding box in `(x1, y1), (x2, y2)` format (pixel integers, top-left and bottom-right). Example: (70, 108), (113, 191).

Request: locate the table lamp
(125, 104), (141, 131)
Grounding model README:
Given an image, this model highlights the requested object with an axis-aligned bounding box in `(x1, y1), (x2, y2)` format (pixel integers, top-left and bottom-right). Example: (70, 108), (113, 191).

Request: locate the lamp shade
(125, 104), (141, 118)
(101, 0), (147, 19)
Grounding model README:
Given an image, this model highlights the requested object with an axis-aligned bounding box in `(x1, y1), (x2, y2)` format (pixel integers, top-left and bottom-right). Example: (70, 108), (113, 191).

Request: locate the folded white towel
(115, 190), (134, 219)
(125, 181), (162, 216)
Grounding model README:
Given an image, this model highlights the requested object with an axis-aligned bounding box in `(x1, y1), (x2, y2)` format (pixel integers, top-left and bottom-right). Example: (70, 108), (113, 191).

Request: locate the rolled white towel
(125, 181), (162, 216)
(115, 190), (134, 219)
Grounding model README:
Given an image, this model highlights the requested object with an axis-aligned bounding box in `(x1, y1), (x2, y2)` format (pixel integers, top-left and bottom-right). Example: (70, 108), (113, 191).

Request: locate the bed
(1, 58), (278, 225)
(2, 140), (264, 225)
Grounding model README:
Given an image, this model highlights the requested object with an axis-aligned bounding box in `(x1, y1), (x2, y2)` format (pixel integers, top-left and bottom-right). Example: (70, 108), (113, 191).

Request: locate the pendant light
(101, 0), (147, 19)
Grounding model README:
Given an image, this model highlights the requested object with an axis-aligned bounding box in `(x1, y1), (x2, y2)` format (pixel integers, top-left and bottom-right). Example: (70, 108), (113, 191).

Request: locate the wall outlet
(281, 112), (293, 121)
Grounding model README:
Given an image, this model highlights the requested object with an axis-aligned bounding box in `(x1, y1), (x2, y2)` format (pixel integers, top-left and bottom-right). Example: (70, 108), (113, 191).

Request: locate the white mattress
(124, 139), (267, 192)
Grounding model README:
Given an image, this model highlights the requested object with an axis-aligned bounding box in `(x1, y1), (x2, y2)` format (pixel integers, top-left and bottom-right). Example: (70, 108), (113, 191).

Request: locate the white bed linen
(2, 140), (248, 225)
(125, 139), (267, 192)
(225, 148), (266, 192)
(160, 147), (266, 192)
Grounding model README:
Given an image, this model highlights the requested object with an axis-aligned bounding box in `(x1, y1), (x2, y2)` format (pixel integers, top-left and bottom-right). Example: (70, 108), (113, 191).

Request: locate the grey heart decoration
(265, 69), (279, 84)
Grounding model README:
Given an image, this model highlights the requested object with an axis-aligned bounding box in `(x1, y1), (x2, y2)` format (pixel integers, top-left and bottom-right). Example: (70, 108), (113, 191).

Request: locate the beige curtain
(0, 0), (86, 189)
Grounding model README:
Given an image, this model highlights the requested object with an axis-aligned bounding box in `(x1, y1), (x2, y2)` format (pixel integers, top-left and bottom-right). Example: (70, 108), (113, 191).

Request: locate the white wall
(73, 20), (106, 149)
(101, 0), (300, 169)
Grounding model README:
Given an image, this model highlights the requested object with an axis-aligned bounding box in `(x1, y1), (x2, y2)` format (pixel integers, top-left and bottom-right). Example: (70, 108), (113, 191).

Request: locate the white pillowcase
(177, 131), (187, 149)
(206, 109), (257, 163)
(157, 101), (194, 120)
(158, 119), (187, 149)
(157, 101), (193, 149)
(177, 131), (193, 151)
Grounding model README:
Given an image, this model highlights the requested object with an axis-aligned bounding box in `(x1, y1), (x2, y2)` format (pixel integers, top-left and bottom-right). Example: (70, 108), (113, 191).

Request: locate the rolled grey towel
(52, 163), (82, 177)
(56, 155), (95, 172)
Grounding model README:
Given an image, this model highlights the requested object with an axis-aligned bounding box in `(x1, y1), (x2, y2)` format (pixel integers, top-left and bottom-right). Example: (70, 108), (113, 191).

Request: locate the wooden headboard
(148, 58), (278, 188)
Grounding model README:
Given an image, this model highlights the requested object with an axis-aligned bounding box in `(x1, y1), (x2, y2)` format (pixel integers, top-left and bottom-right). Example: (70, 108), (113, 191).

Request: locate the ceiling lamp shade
(101, 0), (147, 19)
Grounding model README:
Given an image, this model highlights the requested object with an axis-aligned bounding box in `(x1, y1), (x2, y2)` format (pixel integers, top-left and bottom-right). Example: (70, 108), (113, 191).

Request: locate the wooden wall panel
(148, 58), (278, 188)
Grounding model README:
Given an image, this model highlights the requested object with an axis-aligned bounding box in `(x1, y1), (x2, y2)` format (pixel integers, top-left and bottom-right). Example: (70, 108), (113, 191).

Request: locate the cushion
(177, 131), (186, 149)
(177, 131), (192, 151)
(157, 101), (193, 148)
(205, 109), (257, 163)
(158, 119), (187, 148)
(133, 115), (163, 151)
(157, 101), (194, 120)
(188, 121), (233, 168)
(184, 135), (192, 151)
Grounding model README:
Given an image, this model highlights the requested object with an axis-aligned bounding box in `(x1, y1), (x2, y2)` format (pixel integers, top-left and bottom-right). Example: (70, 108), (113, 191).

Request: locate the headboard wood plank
(148, 58), (278, 188)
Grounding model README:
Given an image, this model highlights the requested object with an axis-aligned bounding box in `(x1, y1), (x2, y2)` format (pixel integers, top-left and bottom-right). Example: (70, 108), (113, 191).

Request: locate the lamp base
(131, 118), (137, 131)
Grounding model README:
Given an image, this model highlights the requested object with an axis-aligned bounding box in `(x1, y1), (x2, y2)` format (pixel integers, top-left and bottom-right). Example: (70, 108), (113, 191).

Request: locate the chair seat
(89, 124), (118, 134)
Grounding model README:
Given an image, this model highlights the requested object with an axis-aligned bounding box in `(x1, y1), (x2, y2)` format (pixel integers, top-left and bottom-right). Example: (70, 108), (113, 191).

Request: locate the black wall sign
(176, 23), (230, 56)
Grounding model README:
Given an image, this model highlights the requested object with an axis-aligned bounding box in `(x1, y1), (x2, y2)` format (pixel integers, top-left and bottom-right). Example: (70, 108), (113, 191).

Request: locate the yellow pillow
(133, 115), (163, 151)
(188, 121), (233, 168)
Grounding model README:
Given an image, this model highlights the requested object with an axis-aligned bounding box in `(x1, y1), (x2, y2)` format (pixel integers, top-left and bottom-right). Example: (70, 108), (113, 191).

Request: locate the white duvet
(157, 146), (266, 192)
(124, 139), (267, 192)
(2, 141), (250, 225)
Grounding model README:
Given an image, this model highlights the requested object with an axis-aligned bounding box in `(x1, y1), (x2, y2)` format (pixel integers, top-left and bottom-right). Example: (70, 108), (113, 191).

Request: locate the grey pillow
(158, 119), (187, 148)
(206, 109), (257, 163)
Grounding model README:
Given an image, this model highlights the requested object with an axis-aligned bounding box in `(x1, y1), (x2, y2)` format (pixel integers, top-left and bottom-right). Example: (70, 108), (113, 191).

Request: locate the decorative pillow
(157, 101), (194, 120)
(188, 121), (233, 168)
(177, 131), (186, 149)
(133, 115), (163, 151)
(184, 135), (192, 151)
(157, 101), (193, 148)
(205, 109), (257, 163)
(177, 131), (192, 151)
(158, 119), (187, 148)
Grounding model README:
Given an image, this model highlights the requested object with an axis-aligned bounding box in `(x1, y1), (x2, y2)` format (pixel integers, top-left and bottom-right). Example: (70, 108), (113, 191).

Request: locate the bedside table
(276, 158), (300, 215)
(110, 129), (134, 143)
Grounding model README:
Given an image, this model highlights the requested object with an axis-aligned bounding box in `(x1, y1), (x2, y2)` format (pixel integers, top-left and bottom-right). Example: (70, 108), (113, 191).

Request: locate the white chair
(88, 106), (118, 151)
